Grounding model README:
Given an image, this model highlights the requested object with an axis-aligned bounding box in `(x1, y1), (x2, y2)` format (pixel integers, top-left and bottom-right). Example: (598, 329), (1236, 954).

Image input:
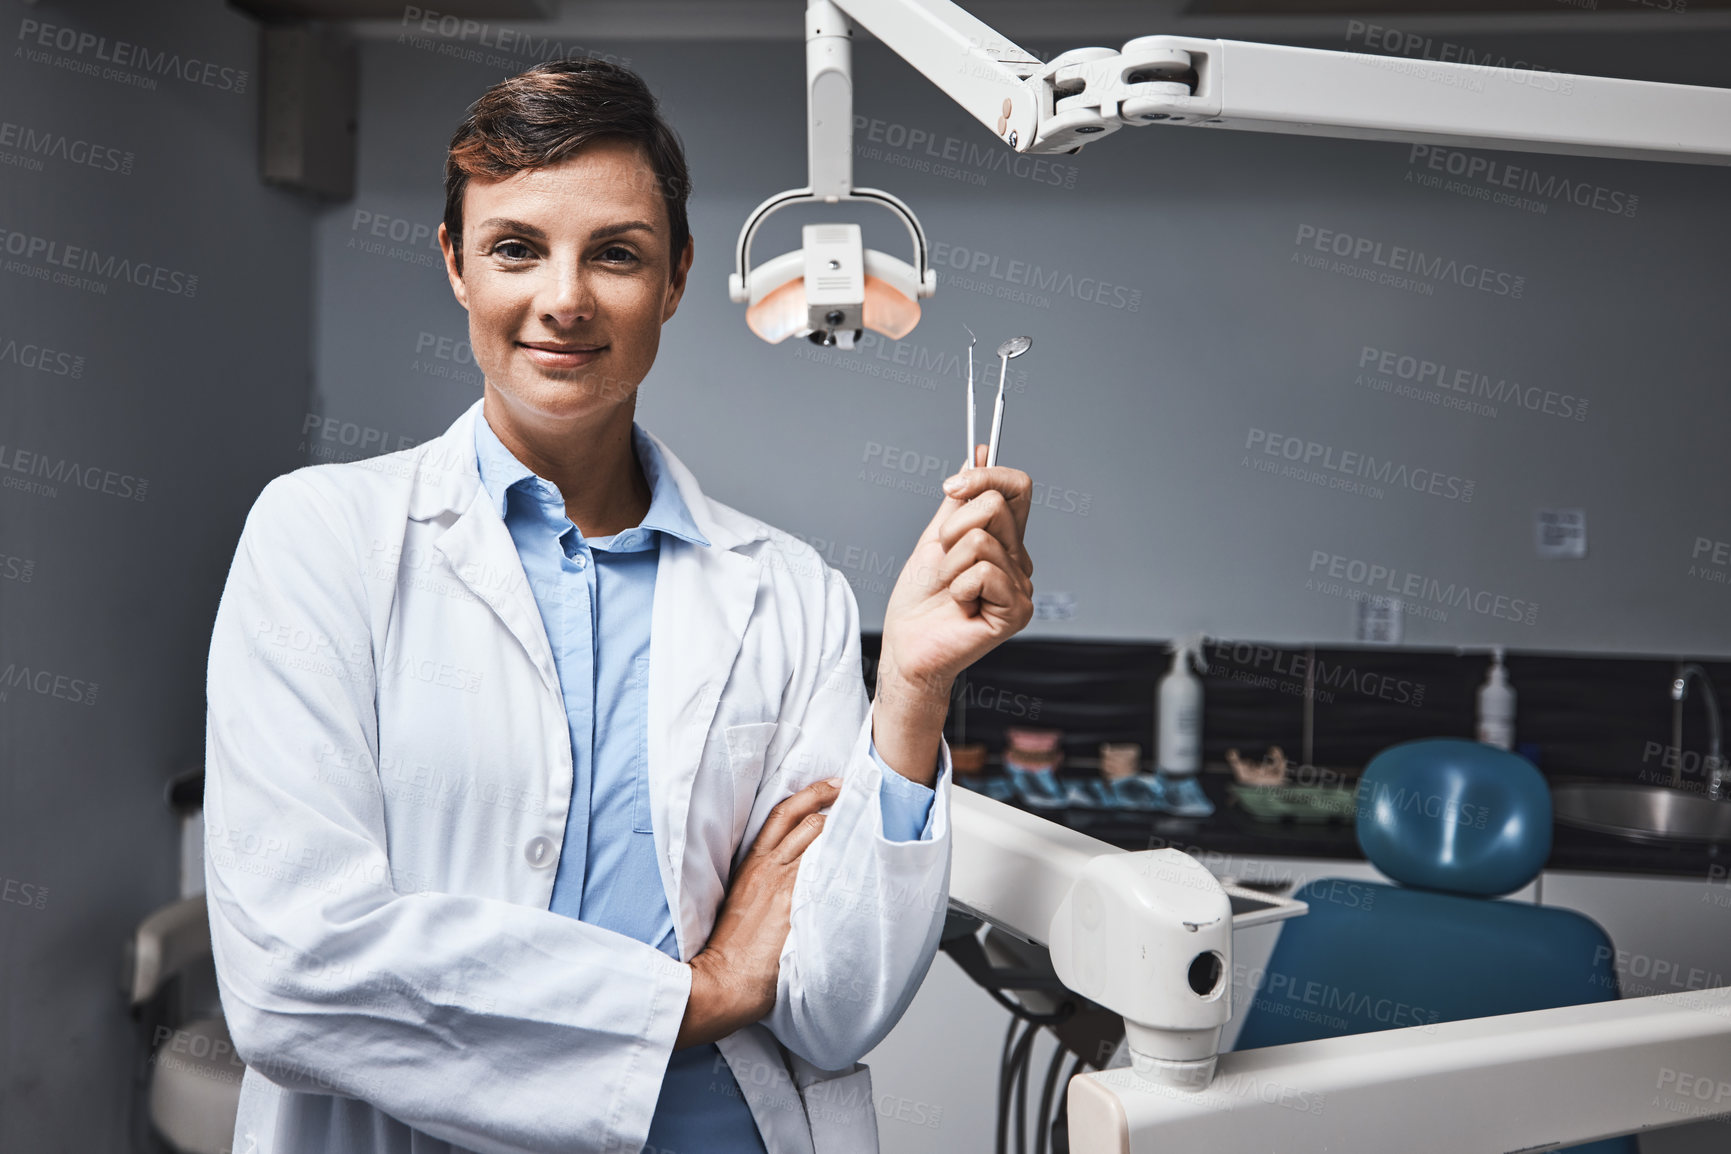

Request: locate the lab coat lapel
(640, 431), (765, 960)
(650, 532), (760, 958)
(408, 402), (560, 698)
(432, 485), (560, 697)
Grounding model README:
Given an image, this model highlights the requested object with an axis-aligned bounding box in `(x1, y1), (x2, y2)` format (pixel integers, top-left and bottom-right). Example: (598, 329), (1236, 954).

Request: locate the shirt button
(524, 835), (556, 869)
(571, 553), (588, 570)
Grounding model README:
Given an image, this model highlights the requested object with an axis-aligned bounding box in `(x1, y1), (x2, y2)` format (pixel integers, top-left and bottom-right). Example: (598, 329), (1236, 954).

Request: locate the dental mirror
(987, 335), (1032, 468)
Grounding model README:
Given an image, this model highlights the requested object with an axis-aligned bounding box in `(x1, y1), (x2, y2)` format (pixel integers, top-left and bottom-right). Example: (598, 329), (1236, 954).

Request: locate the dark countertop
(964, 770), (1731, 882)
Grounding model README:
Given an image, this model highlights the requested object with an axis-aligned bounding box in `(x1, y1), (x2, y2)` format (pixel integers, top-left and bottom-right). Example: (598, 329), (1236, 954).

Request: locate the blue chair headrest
(1356, 738), (1552, 897)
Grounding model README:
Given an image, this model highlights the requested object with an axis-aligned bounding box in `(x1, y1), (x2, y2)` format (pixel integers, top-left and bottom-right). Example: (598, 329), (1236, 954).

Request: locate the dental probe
(964, 325), (977, 468)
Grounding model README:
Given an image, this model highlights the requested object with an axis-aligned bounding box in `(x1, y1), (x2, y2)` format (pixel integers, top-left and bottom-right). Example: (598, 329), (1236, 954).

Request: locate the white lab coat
(204, 399), (954, 1154)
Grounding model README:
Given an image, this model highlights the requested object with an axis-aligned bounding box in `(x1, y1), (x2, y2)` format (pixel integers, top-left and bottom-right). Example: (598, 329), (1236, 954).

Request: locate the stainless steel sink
(1552, 783), (1731, 843)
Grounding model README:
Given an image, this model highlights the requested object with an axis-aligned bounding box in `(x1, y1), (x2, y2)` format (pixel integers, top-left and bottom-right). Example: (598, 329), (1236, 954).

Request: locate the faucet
(1672, 663), (1725, 799)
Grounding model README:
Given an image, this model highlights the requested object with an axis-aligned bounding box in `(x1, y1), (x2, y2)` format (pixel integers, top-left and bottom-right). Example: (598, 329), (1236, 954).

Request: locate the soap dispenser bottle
(1156, 635), (1213, 816)
(1477, 647), (1516, 750)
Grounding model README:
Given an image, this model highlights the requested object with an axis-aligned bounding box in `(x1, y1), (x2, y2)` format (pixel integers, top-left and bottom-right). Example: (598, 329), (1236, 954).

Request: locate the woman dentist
(203, 59), (1035, 1154)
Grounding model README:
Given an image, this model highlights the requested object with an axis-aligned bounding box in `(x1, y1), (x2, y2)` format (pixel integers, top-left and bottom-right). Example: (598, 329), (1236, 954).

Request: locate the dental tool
(964, 325), (976, 468)
(987, 335), (1031, 468)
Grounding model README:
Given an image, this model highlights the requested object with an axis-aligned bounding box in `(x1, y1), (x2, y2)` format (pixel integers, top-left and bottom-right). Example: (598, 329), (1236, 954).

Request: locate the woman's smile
(517, 339), (608, 371)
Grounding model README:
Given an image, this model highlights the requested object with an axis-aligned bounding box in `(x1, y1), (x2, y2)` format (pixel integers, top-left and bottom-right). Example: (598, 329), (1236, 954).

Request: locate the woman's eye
(601, 246), (639, 264)
(492, 240), (533, 260)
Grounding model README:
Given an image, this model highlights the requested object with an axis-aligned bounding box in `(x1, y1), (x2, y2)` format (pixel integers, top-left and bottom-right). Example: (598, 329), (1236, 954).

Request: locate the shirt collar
(472, 412), (710, 548)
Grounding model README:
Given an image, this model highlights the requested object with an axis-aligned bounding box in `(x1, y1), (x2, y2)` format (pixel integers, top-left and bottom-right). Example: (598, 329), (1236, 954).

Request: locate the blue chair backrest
(1234, 739), (1632, 1153)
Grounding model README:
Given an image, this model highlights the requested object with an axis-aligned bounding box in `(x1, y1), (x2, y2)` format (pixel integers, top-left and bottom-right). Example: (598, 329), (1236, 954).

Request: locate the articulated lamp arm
(831, 0), (1731, 165)
(948, 788), (1306, 1091)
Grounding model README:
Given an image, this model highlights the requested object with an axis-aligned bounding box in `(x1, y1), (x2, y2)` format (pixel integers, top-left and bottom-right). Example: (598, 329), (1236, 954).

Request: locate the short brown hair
(443, 59), (692, 275)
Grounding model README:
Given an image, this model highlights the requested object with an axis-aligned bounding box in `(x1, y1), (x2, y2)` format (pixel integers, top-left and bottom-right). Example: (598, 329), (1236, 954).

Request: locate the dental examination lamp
(732, 0), (1731, 347)
(727, 3), (935, 347)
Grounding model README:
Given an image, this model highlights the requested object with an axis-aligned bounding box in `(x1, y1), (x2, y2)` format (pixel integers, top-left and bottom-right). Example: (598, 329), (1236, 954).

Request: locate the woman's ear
(663, 234), (695, 322)
(438, 223), (470, 311)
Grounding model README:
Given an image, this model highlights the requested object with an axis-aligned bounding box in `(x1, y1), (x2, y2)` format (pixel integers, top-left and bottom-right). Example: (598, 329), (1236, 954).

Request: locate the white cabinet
(1538, 869), (1731, 1154)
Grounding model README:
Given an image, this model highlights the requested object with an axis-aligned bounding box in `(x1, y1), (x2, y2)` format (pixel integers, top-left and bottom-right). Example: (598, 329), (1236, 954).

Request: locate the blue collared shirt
(472, 415), (934, 1152)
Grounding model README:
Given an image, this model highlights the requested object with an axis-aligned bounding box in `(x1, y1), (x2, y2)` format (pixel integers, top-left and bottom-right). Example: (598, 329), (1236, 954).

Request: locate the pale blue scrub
(474, 416), (936, 1151)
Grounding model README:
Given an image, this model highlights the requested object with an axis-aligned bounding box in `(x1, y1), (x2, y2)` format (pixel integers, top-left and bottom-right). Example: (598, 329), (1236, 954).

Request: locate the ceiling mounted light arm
(822, 0), (1731, 164)
(728, 0), (936, 347)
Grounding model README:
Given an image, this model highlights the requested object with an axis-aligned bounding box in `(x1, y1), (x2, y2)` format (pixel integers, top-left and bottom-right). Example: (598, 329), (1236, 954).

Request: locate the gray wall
(1, 0), (314, 1147)
(311, 30), (1731, 657)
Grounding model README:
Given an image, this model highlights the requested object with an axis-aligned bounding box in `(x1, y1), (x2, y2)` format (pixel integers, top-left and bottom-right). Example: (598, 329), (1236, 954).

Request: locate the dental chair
(1233, 738), (1633, 1154)
(124, 770), (243, 1154)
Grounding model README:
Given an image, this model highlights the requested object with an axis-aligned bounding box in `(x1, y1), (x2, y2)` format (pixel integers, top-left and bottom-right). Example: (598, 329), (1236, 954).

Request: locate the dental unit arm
(948, 789), (1307, 1090)
(949, 785), (1731, 1154)
(731, 0), (1731, 344)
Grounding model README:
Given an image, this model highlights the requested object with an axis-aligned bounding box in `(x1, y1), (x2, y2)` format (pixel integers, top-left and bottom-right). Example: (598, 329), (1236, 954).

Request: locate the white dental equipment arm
(731, 0), (1731, 345)
(819, 0), (1731, 165)
(951, 790), (1731, 1154)
(949, 789), (1306, 1090)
